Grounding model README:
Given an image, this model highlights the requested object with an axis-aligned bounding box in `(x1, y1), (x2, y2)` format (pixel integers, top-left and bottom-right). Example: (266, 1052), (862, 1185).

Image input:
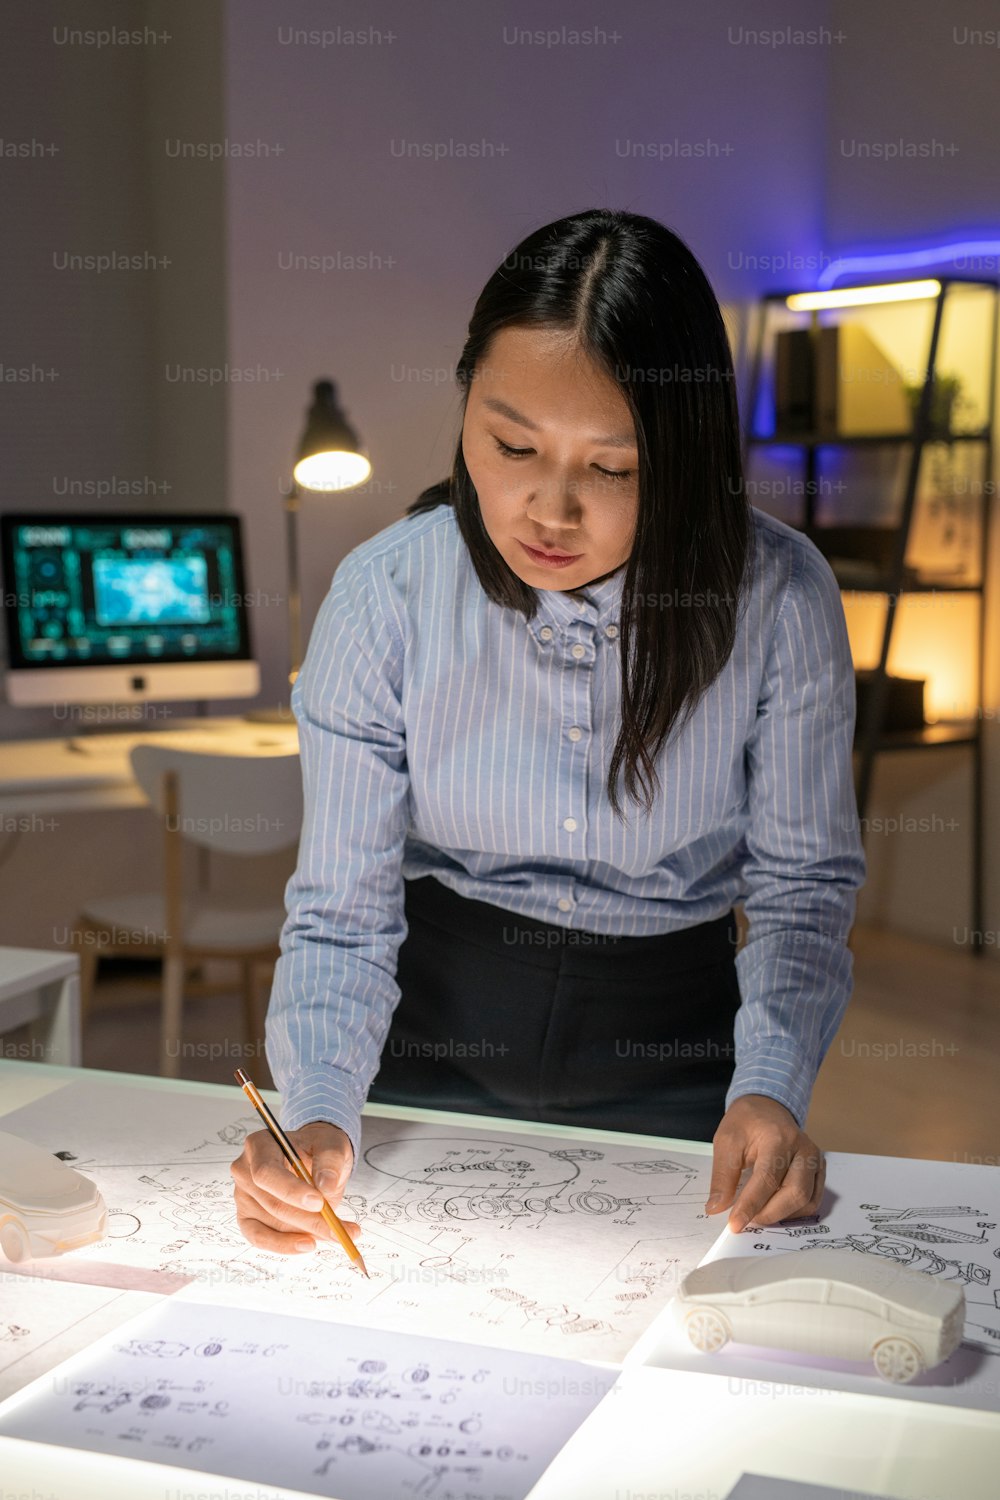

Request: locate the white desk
(0, 1061), (997, 1500)
(0, 719), (299, 816)
(0, 949), (80, 1065)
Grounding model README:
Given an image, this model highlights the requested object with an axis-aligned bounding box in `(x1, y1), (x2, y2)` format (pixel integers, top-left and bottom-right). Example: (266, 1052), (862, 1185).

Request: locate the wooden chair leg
(161, 955), (186, 1078)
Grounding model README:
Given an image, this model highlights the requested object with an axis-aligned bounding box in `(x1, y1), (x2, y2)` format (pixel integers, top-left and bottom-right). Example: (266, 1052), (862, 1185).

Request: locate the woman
(232, 208), (866, 1256)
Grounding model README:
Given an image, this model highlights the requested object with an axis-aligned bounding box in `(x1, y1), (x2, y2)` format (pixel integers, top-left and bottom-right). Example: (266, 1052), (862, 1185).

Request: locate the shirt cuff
(725, 1040), (816, 1129)
(275, 1067), (365, 1174)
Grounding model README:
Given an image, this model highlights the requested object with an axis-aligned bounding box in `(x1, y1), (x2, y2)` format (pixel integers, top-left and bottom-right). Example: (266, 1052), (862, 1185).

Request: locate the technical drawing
(72, 1382), (136, 1414)
(350, 1187), (704, 1228)
(117, 1340), (189, 1359)
(105, 1210), (141, 1239)
(860, 1205), (985, 1219)
(765, 1223), (830, 1238)
(0, 1082), (721, 1365)
(364, 1138), (581, 1191)
(216, 1118), (258, 1148)
(1, 1302), (608, 1500)
(798, 1233), (989, 1285)
(9, 1075), (1000, 1415)
(866, 1223), (988, 1245)
(617, 1158), (694, 1176)
(482, 1287), (617, 1339)
(860, 1204), (992, 1245)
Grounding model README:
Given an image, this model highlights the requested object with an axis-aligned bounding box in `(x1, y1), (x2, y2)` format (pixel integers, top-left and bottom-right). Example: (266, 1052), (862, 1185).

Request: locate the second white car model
(0, 1131), (107, 1263)
(675, 1247), (966, 1383)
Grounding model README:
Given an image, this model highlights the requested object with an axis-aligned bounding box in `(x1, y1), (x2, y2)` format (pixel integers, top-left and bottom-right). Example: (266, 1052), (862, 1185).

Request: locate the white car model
(0, 1131), (107, 1263)
(675, 1247), (965, 1383)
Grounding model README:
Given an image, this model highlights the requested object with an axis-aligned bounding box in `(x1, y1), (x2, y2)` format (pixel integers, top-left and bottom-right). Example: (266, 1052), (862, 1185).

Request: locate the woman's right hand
(230, 1120), (361, 1254)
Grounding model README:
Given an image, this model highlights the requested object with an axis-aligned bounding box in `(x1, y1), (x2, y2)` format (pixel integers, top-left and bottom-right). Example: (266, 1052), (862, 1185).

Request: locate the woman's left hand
(704, 1094), (826, 1233)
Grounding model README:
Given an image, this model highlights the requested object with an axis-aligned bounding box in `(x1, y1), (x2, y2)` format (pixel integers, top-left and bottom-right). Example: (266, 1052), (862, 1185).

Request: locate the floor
(23, 923), (1000, 1164)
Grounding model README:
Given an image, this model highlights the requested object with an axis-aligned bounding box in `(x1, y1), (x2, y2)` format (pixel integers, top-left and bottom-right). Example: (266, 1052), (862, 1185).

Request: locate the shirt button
(539, 626), (553, 641)
(557, 898), (572, 912)
(562, 817), (578, 832)
(567, 727), (582, 742)
(605, 624), (619, 639)
(571, 643), (586, 659)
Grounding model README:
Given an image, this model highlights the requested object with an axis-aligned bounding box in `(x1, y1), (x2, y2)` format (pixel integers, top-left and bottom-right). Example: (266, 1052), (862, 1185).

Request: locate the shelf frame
(743, 275), (999, 952)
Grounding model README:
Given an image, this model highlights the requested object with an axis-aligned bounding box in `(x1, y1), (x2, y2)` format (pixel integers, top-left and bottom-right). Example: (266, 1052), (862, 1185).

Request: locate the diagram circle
(363, 1137), (579, 1190)
(106, 1211), (141, 1239)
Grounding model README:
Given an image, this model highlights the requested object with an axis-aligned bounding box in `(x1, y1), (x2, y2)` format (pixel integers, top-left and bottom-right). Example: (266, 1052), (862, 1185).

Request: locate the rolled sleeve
(265, 551), (410, 1170)
(726, 538), (867, 1128)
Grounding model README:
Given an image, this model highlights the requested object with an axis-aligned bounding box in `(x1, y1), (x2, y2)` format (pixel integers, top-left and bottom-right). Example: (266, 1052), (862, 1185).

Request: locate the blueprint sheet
(645, 1150), (1000, 1411)
(0, 1297), (617, 1500)
(0, 1078), (722, 1362)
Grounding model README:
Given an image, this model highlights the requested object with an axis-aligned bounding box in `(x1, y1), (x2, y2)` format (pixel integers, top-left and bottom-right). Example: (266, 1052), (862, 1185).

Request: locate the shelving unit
(742, 277), (999, 952)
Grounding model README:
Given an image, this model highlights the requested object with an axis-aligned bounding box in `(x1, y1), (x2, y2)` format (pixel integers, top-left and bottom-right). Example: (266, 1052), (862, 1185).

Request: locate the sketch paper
(0, 1079), (721, 1362)
(0, 1275), (155, 1402)
(0, 1297), (617, 1500)
(646, 1150), (1000, 1412)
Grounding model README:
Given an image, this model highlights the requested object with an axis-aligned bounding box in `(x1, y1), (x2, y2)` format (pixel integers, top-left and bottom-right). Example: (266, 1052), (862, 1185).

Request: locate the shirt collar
(531, 562), (626, 631)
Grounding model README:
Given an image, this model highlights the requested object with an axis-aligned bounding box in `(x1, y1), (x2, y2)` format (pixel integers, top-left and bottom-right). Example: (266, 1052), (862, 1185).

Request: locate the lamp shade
(293, 378), (371, 491)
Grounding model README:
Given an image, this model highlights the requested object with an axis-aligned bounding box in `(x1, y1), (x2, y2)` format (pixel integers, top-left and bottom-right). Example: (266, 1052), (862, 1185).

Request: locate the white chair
(72, 743), (302, 1077)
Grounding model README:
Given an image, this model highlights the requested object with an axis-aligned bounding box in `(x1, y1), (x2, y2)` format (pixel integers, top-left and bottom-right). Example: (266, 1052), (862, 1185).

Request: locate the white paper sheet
(0, 1273), (156, 1402)
(0, 1079), (722, 1362)
(0, 1297), (617, 1500)
(645, 1150), (1000, 1411)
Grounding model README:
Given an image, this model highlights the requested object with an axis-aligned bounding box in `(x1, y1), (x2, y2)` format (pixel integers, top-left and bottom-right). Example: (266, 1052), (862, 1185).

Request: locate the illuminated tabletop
(0, 1061), (996, 1500)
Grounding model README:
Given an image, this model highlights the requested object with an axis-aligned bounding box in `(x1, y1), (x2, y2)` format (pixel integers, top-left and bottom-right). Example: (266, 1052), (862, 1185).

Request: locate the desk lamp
(249, 379), (371, 723)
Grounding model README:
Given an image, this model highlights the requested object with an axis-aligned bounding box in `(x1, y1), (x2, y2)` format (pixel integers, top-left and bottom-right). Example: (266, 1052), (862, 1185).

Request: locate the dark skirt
(367, 875), (742, 1142)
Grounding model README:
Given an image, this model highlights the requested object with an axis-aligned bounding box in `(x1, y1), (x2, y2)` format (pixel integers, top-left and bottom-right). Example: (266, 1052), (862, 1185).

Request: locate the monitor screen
(1, 512), (260, 706)
(1, 513), (253, 671)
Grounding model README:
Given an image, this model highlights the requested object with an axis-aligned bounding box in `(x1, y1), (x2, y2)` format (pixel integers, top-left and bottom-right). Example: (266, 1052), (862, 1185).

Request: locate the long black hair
(406, 208), (754, 821)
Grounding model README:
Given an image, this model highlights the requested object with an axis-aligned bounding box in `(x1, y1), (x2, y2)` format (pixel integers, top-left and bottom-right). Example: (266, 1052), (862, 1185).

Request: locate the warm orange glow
(841, 591), (978, 721)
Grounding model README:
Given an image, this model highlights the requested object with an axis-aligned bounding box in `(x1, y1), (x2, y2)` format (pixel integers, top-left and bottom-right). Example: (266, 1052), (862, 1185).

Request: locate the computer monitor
(1, 512), (260, 706)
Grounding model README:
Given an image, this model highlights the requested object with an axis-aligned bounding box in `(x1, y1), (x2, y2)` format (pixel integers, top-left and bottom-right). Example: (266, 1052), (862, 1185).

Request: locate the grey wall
(0, 0), (229, 747)
(2, 0), (996, 956)
(0, 1), (231, 950)
(222, 0), (832, 705)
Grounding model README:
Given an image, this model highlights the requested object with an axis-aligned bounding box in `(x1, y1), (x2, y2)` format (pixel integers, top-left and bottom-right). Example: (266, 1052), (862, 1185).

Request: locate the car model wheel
(872, 1337), (924, 1384)
(685, 1308), (731, 1353)
(0, 1218), (30, 1264)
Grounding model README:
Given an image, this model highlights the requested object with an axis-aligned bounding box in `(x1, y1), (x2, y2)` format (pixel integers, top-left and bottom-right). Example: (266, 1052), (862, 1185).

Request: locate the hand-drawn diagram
(0, 1081), (721, 1363)
(0, 1275), (155, 1404)
(0, 1300), (616, 1500)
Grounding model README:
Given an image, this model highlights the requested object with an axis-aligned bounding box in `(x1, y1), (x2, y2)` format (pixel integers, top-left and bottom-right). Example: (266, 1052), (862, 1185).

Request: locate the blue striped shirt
(266, 501), (866, 1165)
